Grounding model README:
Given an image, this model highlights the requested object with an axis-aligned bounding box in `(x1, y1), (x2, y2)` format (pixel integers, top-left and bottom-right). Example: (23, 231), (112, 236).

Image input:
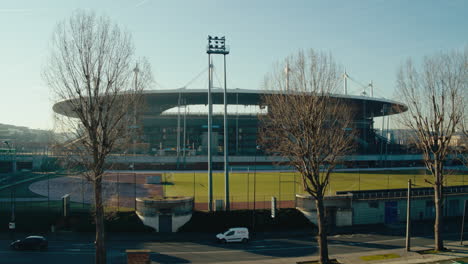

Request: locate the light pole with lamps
(132, 63), (139, 211)
(206, 36), (230, 211)
(3, 141), (15, 236)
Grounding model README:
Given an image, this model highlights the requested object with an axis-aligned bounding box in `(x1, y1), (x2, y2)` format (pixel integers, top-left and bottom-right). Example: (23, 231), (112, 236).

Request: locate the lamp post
(3, 141), (15, 174)
(132, 63), (139, 211)
(3, 141), (15, 236)
(207, 35), (230, 211)
(406, 179), (412, 251)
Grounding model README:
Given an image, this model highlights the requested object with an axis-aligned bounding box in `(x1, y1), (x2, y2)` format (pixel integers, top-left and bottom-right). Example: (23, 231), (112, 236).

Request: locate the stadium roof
(53, 88), (407, 118)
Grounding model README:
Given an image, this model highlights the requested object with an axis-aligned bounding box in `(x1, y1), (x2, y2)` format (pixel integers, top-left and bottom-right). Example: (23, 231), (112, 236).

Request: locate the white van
(216, 227), (249, 243)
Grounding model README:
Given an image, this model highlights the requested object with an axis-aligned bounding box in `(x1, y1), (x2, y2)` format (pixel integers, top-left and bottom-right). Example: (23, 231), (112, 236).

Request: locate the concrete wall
(296, 194), (353, 227)
(296, 208), (352, 227)
(136, 196), (194, 232)
(172, 214), (193, 232)
(135, 212), (192, 232)
(336, 209), (353, 227)
(352, 200), (384, 225)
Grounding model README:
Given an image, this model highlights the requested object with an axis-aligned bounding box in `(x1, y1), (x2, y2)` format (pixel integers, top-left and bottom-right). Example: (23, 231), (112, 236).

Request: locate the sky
(0, 0), (466, 130)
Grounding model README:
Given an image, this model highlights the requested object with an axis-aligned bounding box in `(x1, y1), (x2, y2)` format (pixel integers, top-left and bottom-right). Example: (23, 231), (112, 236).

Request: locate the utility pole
(461, 200), (467, 245)
(406, 179), (412, 251)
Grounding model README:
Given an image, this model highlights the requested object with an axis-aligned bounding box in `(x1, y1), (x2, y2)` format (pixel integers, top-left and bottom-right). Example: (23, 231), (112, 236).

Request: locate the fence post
(117, 173), (120, 212)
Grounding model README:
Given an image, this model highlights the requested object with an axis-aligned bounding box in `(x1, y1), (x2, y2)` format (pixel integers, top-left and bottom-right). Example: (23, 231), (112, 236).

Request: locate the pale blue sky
(0, 0), (466, 129)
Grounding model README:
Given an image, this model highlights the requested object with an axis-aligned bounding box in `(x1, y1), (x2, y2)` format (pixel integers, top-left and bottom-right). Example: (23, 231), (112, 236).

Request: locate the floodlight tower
(207, 36), (230, 211)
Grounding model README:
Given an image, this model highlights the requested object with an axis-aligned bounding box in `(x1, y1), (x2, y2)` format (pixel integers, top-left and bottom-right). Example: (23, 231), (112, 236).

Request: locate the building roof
(53, 88), (407, 118)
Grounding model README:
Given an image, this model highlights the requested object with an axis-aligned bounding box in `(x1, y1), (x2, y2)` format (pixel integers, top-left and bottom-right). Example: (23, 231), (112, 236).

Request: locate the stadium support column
(236, 92), (239, 155)
(176, 92), (181, 169)
(385, 111), (390, 167)
(380, 105), (386, 167)
(344, 69), (348, 95)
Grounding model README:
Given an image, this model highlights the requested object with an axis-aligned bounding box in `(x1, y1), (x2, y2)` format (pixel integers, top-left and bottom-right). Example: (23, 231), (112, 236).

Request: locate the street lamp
(206, 35), (230, 211)
(132, 63), (139, 211)
(3, 141), (15, 236)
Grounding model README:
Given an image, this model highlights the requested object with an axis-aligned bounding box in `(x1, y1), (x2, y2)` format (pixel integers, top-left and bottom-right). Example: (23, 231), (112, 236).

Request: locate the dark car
(10, 236), (48, 251)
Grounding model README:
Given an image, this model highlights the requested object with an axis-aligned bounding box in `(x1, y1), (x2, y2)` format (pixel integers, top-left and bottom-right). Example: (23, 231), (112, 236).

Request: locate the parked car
(10, 236), (48, 251)
(216, 227), (249, 243)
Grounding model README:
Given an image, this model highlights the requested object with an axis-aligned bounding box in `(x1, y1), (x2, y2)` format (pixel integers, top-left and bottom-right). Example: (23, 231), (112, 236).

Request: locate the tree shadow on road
(150, 253), (190, 263)
(195, 239), (318, 258)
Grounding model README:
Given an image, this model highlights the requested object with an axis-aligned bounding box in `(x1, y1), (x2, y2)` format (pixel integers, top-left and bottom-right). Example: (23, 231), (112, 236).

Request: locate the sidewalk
(229, 241), (468, 264)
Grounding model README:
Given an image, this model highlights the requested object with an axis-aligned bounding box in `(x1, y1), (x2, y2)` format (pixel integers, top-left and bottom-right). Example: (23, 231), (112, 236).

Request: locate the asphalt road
(0, 232), (459, 264)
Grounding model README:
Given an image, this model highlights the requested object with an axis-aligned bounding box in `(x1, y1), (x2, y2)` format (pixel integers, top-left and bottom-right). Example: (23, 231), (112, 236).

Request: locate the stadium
(8, 87), (465, 231)
(53, 88), (408, 170)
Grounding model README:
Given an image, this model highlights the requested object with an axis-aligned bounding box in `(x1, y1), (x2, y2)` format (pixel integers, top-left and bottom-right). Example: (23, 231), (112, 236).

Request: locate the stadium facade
(53, 88), (408, 169)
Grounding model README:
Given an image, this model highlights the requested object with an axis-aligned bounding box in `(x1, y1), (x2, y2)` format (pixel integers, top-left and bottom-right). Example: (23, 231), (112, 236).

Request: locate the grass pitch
(163, 169), (468, 203)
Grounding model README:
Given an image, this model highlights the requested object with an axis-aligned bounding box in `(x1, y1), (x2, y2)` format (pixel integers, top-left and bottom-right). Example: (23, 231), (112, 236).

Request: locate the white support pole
(177, 92), (181, 156)
(344, 69), (348, 95)
(224, 54), (230, 211)
(208, 55), (213, 212)
(183, 101), (187, 158)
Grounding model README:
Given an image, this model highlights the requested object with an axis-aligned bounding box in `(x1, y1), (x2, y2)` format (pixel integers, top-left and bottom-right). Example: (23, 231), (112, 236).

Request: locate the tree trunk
(94, 176), (106, 264)
(316, 196), (329, 264)
(434, 181), (444, 251)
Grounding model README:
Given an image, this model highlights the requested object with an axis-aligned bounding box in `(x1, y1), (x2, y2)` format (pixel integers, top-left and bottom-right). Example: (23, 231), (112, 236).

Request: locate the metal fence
(0, 169), (467, 214)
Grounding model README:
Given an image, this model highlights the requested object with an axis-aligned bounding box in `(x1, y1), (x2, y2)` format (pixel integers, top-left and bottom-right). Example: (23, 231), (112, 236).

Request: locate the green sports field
(162, 169), (468, 203)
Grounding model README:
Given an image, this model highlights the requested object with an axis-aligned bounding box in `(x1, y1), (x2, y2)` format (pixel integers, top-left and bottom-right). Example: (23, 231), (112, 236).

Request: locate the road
(0, 232), (460, 264)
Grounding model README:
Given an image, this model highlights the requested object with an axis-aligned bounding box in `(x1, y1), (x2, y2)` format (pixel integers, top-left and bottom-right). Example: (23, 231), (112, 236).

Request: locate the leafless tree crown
(396, 49), (467, 174)
(260, 50), (355, 198)
(396, 48), (466, 251)
(44, 10), (152, 180)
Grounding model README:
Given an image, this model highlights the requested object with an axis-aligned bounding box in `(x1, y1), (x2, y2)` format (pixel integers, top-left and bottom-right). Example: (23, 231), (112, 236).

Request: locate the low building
(296, 185), (468, 227)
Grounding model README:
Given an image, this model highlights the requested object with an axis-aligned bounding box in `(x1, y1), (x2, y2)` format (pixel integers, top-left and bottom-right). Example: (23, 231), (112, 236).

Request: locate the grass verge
(359, 253), (400, 261)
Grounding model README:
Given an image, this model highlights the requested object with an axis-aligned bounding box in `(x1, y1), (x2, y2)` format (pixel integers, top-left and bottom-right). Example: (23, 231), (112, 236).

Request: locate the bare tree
(396, 49), (467, 251)
(43, 11), (152, 264)
(259, 50), (354, 264)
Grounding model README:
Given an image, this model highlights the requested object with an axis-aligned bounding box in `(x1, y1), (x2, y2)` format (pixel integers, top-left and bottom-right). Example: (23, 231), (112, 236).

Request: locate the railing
(336, 185), (468, 200)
